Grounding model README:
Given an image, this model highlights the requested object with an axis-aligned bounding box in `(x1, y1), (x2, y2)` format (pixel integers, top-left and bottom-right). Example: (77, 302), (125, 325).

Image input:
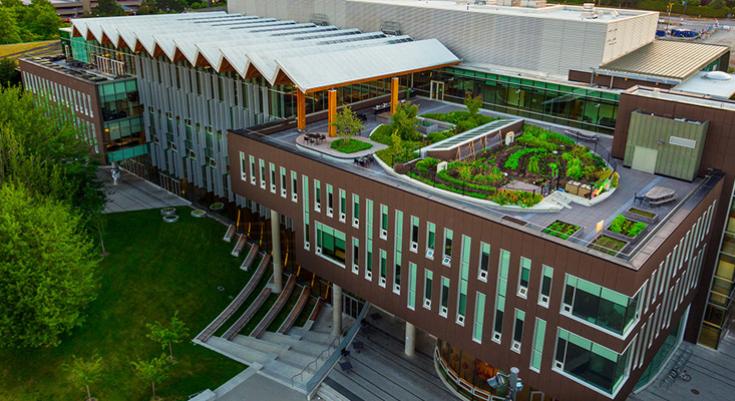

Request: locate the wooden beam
(327, 89), (337, 137)
(390, 76), (400, 114)
(296, 90), (306, 132)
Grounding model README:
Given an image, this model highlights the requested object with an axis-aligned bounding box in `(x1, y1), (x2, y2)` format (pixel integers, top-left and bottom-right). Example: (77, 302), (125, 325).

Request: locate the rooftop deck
(235, 98), (719, 269)
(23, 56), (133, 83)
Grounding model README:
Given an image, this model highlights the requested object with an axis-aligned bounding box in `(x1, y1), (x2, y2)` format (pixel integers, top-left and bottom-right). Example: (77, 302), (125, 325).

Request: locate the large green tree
(0, 58), (20, 87)
(0, 183), (99, 348)
(91, 0), (125, 17)
(0, 7), (21, 44)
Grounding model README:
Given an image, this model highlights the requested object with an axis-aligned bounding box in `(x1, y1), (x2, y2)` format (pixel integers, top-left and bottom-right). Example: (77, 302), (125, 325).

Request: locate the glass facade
(563, 274), (640, 335)
(316, 222), (346, 266)
(700, 196), (732, 349)
(414, 67), (620, 134)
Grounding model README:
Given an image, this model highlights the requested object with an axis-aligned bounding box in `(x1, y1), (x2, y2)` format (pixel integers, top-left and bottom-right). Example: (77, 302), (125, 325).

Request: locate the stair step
(316, 383), (351, 401)
(231, 335), (289, 354)
(205, 336), (272, 365)
(259, 360), (312, 389)
(260, 331), (303, 346)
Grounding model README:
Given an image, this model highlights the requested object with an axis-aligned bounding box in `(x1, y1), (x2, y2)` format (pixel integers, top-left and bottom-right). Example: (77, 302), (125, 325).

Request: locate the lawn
(589, 235), (628, 256)
(0, 40), (58, 58)
(608, 214), (648, 238)
(330, 138), (373, 154)
(0, 207), (248, 401)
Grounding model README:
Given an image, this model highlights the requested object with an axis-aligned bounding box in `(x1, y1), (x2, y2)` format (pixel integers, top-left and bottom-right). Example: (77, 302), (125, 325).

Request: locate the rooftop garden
(330, 106), (373, 154)
(543, 220), (581, 240)
(608, 214), (649, 239)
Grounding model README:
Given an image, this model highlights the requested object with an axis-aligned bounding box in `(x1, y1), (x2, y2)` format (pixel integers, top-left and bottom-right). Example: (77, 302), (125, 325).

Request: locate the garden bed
(625, 207), (658, 224)
(330, 138), (373, 154)
(607, 214), (649, 239)
(589, 235), (629, 256)
(542, 220), (581, 240)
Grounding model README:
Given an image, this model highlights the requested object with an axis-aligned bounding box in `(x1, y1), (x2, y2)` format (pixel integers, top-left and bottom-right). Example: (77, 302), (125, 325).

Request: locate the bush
(504, 148), (546, 171)
(329, 138), (372, 154)
(427, 130), (453, 143)
(490, 190), (542, 208)
(416, 157), (439, 175)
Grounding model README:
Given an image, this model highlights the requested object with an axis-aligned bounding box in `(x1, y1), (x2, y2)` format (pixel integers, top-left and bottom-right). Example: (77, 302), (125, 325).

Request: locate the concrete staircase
(315, 383), (352, 401)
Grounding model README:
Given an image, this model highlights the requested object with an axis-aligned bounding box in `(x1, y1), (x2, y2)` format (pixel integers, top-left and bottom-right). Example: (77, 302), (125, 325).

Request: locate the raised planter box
(588, 234), (629, 256)
(624, 207), (658, 224)
(542, 220), (582, 240)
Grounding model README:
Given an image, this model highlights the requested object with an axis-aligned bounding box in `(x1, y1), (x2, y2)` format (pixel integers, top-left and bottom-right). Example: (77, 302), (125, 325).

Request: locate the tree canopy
(64, 355), (104, 401)
(0, 0), (60, 44)
(91, 0), (125, 17)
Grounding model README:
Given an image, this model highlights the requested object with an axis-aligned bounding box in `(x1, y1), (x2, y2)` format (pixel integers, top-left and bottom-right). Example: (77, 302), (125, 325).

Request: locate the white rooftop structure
(674, 71), (735, 99)
(70, 12), (459, 92)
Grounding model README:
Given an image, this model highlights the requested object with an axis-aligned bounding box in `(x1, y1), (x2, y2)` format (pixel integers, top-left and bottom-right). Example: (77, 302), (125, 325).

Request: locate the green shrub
(427, 130), (453, 143)
(504, 148), (546, 170)
(416, 157), (439, 175)
(490, 190), (542, 208)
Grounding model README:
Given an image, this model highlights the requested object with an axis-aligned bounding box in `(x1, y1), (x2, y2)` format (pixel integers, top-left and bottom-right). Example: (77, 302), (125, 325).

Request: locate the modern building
(16, 2), (735, 401)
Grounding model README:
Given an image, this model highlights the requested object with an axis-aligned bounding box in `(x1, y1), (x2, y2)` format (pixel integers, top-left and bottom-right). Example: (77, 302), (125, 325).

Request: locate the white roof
(71, 12), (459, 91)
(674, 70), (735, 99)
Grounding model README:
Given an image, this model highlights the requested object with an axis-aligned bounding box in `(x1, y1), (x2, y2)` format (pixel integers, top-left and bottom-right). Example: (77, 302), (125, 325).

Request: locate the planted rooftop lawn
(608, 214), (649, 238)
(0, 207), (247, 401)
(330, 138), (373, 154)
(589, 235), (628, 256)
(543, 220), (581, 240)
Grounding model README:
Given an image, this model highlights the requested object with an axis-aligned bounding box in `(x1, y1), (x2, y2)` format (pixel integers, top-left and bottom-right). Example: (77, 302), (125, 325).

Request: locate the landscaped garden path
(0, 207), (247, 401)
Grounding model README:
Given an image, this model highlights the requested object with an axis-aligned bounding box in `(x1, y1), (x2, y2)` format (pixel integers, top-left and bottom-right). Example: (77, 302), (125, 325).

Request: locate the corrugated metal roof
(599, 40), (728, 81)
(70, 12), (459, 91)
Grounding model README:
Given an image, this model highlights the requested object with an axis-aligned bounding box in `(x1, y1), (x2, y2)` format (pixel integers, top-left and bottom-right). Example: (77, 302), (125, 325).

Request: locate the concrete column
(270, 209), (283, 294)
(404, 321), (416, 357)
(327, 89), (337, 137)
(296, 90), (306, 131)
(332, 284), (342, 337)
(390, 76), (400, 114)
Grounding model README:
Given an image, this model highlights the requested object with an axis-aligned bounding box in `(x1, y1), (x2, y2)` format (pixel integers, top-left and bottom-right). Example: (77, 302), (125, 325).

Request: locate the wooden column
(390, 76), (400, 114)
(328, 89), (337, 137)
(296, 90), (306, 131)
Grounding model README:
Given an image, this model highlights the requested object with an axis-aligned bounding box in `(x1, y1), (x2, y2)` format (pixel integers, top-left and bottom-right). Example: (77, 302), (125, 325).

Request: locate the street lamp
(487, 367), (523, 401)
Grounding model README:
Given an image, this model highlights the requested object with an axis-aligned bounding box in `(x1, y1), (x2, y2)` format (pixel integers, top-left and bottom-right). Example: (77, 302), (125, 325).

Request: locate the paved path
(216, 373), (305, 401)
(100, 167), (189, 213)
(628, 333), (735, 401)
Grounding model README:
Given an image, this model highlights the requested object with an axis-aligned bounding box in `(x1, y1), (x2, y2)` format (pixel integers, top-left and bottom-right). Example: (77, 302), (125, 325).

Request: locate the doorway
(430, 80), (445, 101)
(343, 291), (365, 319)
(631, 146), (658, 174)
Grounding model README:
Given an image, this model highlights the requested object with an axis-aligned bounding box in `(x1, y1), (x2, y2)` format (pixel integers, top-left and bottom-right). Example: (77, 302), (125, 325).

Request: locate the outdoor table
(645, 186), (675, 202)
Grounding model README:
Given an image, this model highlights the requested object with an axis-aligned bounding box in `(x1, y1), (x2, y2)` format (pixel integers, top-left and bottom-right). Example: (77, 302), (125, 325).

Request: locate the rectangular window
(351, 237), (360, 274)
(442, 228), (453, 266)
(472, 292), (486, 343)
(457, 235), (471, 325)
(269, 163), (276, 193)
(352, 194), (360, 228)
(478, 242), (491, 281)
(440, 276), (450, 317)
(338, 189), (346, 222)
(424, 269), (433, 309)
(291, 171), (298, 202)
(554, 328), (630, 395)
(426, 222), (436, 259)
(538, 265), (553, 307)
(512, 309), (525, 352)
(326, 184), (334, 217)
(530, 318), (546, 372)
(393, 210), (403, 294)
(249, 155), (256, 185)
(280, 167), (287, 198)
(379, 249), (387, 287)
(365, 199), (374, 281)
(407, 262), (417, 310)
(410, 215), (419, 253)
(380, 204), (388, 239)
(562, 274), (640, 335)
(315, 222), (346, 266)
(238, 151), (246, 181)
(493, 249), (510, 342)
(302, 175), (310, 250)
(259, 159), (266, 189)
(518, 257), (531, 298)
(314, 179), (321, 211)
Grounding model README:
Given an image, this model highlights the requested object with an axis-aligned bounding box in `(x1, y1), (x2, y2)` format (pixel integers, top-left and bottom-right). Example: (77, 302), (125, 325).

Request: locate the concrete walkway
(99, 167), (189, 213)
(216, 373), (305, 401)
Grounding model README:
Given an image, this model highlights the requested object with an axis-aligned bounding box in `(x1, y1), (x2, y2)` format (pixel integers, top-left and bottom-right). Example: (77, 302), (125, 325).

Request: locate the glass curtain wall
(413, 67), (619, 134)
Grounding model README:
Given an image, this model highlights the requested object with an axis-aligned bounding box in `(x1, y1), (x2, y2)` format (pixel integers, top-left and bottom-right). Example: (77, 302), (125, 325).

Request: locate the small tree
(390, 102), (420, 141)
(132, 354), (171, 400)
(464, 94), (483, 118)
(390, 128), (404, 164)
(331, 106), (363, 145)
(146, 311), (190, 359)
(64, 355), (103, 401)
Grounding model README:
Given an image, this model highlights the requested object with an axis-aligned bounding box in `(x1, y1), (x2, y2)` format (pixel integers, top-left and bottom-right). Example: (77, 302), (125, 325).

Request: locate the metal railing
(434, 347), (505, 401)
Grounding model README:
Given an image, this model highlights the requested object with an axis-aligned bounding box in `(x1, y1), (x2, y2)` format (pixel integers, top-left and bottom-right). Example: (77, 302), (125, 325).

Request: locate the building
(16, 3), (735, 401)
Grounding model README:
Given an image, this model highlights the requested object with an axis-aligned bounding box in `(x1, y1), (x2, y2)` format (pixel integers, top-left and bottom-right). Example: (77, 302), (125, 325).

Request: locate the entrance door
(430, 80), (445, 101)
(342, 292), (365, 319)
(631, 146), (658, 174)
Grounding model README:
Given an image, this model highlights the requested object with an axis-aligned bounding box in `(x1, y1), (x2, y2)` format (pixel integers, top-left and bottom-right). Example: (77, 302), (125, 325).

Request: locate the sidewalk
(99, 167), (189, 213)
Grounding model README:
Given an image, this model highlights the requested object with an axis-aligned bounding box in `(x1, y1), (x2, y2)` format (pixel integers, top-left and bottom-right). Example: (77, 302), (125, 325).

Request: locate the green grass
(421, 111), (494, 132)
(214, 258), (270, 337)
(0, 207), (247, 401)
(267, 287), (304, 332)
(330, 138), (373, 154)
(542, 220), (581, 240)
(589, 235), (628, 256)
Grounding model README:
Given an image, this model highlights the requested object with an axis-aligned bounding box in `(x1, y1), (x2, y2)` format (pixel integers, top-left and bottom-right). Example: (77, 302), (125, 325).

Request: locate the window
(259, 159), (266, 189)
(338, 189), (346, 222)
(249, 155), (256, 185)
(457, 235), (471, 325)
(393, 210), (403, 294)
(442, 228), (453, 266)
(280, 167), (287, 198)
(365, 199), (374, 281)
(493, 249), (510, 342)
(269, 163), (276, 193)
(562, 274), (641, 335)
(426, 222), (436, 259)
(326, 184), (334, 217)
(538, 265), (553, 307)
(352, 194), (360, 227)
(238, 151), (246, 181)
(512, 309), (525, 352)
(302, 175), (310, 250)
(380, 204), (388, 239)
(291, 171), (298, 202)
(473, 292), (486, 343)
(408, 262), (417, 310)
(424, 269), (433, 309)
(315, 222), (346, 266)
(530, 318), (546, 372)
(352, 237), (360, 274)
(518, 257), (531, 298)
(478, 242), (491, 281)
(314, 179), (321, 211)
(379, 249), (387, 287)
(440, 276), (450, 317)
(410, 216), (419, 252)
(554, 328), (630, 395)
